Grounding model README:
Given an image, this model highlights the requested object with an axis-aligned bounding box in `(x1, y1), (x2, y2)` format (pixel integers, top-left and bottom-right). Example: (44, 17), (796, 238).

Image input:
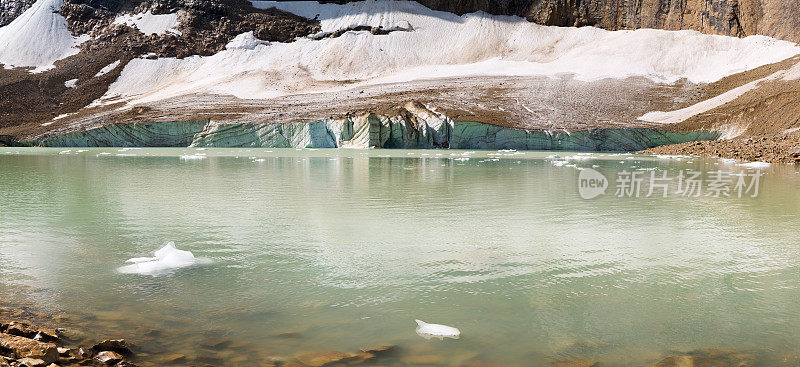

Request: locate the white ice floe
(113, 11), (181, 36)
(415, 319), (460, 340)
(96, 0), (799, 106)
(64, 78), (77, 88)
(180, 154), (207, 160)
(0, 0), (89, 72)
(738, 161), (771, 169)
(118, 242), (196, 275)
(95, 60), (121, 77)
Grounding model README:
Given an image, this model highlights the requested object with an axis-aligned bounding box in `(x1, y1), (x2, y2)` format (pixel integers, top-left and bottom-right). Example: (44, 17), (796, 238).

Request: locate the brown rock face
(323, 0), (800, 42)
(0, 334), (58, 364)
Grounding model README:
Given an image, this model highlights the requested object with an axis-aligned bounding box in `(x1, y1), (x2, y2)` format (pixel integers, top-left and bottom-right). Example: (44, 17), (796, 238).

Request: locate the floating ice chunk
(180, 154), (207, 160)
(719, 158), (738, 164)
(415, 319), (460, 340)
(118, 242), (196, 275)
(738, 161), (771, 169)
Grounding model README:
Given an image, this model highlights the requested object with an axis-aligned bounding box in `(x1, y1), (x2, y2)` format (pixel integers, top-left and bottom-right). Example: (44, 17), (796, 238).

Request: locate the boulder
(0, 334), (58, 363)
(92, 339), (133, 355)
(95, 351), (123, 365)
(74, 347), (93, 359)
(32, 331), (59, 344)
(4, 322), (38, 339)
(16, 358), (47, 367)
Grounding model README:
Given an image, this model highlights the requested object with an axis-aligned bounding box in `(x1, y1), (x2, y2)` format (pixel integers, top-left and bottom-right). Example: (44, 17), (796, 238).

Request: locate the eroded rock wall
(320, 0), (800, 42)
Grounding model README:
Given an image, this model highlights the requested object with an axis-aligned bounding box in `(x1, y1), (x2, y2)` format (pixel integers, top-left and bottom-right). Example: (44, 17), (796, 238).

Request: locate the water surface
(1, 148), (799, 366)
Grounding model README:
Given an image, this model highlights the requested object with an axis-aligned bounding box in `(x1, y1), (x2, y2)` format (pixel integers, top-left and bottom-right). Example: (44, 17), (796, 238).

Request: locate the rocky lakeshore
(640, 134), (800, 164)
(2, 302), (798, 367)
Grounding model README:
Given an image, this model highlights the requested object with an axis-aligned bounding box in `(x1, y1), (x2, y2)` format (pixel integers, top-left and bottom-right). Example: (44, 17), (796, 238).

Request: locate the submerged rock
(359, 344), (395, 354)
(653, 349), (757, 367)
(402, 354), (444, 364)
(54, 327), (86, 342)
(91, 339), (134, 355)
(550, 357), (598, 367)
(294, 350), (359, 367)
(161, 354), (187, 364)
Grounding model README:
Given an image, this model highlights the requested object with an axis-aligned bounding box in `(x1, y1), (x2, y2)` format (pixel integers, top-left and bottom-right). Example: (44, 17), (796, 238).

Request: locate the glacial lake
(1, 147), (800, 366)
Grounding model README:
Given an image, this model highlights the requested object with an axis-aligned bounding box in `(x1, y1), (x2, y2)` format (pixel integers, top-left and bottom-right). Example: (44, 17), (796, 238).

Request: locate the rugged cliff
(314, 0), (800, 42)
(3, 0), (799, 42)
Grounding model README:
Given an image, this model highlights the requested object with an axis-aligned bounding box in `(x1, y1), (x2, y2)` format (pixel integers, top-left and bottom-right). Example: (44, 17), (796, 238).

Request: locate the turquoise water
(1, 148), (800, 366)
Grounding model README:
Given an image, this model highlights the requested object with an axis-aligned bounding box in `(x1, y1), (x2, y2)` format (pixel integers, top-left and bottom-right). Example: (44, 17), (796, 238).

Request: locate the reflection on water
(1, 148), (800, 366)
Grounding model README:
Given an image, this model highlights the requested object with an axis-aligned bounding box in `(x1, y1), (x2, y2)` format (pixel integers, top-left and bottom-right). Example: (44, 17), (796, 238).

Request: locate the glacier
(96, 0), (800, 107)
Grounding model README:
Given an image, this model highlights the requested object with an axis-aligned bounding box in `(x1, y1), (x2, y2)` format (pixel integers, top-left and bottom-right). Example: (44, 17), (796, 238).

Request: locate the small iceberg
(180, 154), (207, 160)
(738, 161), (771, 169)
(118, 242), (196, 275)
(415, 319), (460, 340)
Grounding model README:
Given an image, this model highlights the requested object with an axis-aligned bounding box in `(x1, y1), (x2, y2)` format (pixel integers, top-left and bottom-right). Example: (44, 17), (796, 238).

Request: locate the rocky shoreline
(640, 134), (800, 164)
(1, 302), (797, 367)
(0, 313), (398, 367)
(0, 319), (138, 367)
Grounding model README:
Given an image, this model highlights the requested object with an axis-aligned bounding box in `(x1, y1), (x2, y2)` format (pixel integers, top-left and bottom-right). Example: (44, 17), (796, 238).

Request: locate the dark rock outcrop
(0, 0), (35, 26)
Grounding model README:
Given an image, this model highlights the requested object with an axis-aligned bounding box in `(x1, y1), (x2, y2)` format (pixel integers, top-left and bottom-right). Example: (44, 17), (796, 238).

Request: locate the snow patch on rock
(64, 78), (77, 88)
(0, 0), (89, 72)
(113, 10), (181, 36)
(225, 31), (269, 50)
(95, 60), (120, 77)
